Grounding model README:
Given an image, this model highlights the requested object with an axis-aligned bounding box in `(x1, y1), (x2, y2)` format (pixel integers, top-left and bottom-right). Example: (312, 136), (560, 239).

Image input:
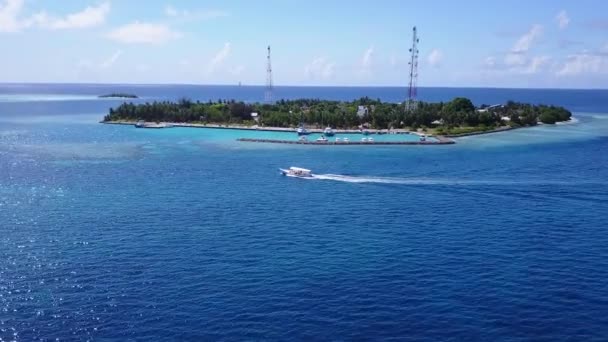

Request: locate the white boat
(323, 126), (335, 136)
(361, 137), (368, 142)
(296, 126), (310, 135)
(343, 137), (349, 142)
(368, 137), (374, 142)
(316, 136), (328, 142)
(335, 137), (341, 142)
(298, 136), (308, 142)
(280, 167), (314, 178)
(134, 121), (173, 129)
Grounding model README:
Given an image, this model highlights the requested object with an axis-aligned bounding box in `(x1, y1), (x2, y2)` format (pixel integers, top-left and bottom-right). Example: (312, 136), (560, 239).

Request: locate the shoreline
(100, 120), (557, 143)
(101, 120), (423, 135)
(442, 126), (517, 138)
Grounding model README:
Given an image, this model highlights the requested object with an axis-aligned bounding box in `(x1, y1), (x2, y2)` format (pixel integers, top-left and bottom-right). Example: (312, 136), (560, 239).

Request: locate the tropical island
(102, 97), (572, 136)
(99, 93), (139, 99)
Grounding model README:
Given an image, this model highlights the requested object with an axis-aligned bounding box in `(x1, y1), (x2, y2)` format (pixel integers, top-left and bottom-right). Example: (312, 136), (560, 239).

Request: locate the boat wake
(311, 174), (599, 186)
(311, 174), (499, 185)
(312, 174), (424, 184)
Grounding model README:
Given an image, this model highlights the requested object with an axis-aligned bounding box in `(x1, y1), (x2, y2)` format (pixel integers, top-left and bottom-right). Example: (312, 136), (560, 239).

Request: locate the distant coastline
(99, 93), (138, 99)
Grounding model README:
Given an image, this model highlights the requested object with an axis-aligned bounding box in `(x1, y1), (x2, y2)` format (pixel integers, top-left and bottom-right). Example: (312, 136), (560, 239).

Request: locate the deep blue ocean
(1, 84), (608, 341)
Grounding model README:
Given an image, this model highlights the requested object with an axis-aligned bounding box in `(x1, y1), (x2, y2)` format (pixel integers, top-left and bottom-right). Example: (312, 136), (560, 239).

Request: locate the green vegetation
(435, 125), (499, 136)
(99, 93), (138, 99)
(103, 97), (572, 133)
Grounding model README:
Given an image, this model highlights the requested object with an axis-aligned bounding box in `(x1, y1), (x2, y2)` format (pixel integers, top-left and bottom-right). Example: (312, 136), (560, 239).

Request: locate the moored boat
(296, 126), (310, 135)
(323, 126), (335, 136)
(134, 121), (173, 129)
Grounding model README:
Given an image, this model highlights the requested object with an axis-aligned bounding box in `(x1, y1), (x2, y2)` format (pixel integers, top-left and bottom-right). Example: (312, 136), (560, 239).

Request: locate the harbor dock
(103, 120), (454, 145)
(237, 137), (454, 145)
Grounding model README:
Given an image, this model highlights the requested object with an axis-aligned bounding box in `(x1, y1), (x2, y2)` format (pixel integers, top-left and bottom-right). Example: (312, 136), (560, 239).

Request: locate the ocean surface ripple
(1, 85), (608, 341)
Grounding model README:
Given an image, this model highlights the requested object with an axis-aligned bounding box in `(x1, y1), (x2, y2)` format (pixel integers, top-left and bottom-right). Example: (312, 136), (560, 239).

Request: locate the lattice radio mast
(265, 45), (273, 103)
(406, 26), (419, 111)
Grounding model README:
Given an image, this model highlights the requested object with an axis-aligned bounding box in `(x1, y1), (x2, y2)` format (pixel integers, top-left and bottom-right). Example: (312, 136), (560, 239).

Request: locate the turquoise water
(0, 94), (100, 102)
(2, 85), (608, 341)
(131, 126), (432, 143)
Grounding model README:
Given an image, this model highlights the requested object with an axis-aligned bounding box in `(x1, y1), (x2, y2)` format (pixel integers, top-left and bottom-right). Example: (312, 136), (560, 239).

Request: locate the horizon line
(0, 82), (606, 91)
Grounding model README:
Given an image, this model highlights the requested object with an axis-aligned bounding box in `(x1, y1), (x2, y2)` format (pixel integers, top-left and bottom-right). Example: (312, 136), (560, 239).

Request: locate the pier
(237, 137), (454, 145)
(103, 121), (455, 145)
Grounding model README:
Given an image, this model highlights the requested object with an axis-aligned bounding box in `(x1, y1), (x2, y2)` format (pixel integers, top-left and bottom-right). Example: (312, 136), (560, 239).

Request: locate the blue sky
(1, 0), (607, 88)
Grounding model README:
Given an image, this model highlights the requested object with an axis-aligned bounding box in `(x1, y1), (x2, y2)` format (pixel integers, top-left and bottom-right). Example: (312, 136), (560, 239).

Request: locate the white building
(357, 106), (368, 118)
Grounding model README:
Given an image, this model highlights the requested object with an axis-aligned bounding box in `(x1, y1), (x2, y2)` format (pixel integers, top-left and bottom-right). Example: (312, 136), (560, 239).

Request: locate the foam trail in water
(311, 174), (599, 186)
(313, 174), (425, 184)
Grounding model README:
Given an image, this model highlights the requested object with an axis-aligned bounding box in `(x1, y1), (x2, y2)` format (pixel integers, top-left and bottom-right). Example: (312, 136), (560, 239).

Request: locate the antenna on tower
(265, 45), (273, 103)
(405, 26), (419, 111)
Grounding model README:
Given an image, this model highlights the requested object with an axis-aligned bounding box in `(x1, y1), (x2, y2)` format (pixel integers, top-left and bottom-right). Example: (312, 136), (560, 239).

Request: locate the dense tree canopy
(103, 97), (572, 132)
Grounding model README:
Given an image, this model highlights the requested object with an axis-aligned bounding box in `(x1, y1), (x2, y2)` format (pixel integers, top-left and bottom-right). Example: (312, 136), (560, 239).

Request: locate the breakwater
(237, 137), (454, 145)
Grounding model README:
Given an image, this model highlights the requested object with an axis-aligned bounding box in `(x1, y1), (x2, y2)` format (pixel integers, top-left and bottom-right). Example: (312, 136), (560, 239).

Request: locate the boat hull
(134, 122), (172, 129)
(279, 169), (314, 178)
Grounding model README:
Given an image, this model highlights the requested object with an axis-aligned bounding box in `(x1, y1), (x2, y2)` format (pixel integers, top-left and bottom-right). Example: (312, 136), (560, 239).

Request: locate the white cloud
(556, 10), (570, 30)
(361, 46), (373, 68)
(500, 54), (550, 74)
(207, 42), (231, 73)
(427, 49), (443, 67)
(100, 50), (122, 68)
(504, 53), (526, 66)
(42, 2), (110, 30)
(557, 52), (608, 76)
(512, 24), (543, 53)
(305, 57), (335, 80)
(357, 46), (374, 77)
(0, 0), (109, 32)
(501, 25), (543, 68)
(0, 0), (27, 32)
(523, 56), (550, 74)
(165, 5), (228, 21)
(106, 22), (181, 44)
